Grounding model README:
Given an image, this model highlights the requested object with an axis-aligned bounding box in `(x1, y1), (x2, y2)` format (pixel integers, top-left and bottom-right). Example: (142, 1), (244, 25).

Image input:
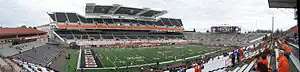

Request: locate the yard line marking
(82, 48), (222, 70)
(97, 54), (106, 68)
(82, 45), (229, 70)
(106, 57), (117, 67)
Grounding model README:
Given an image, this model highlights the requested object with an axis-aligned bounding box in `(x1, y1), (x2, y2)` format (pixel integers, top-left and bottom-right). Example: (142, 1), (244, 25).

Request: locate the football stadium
(0, 0), (298, 72)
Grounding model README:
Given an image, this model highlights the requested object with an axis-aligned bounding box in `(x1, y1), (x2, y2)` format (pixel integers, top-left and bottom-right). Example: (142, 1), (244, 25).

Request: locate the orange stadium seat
(56, 23), (184, 31)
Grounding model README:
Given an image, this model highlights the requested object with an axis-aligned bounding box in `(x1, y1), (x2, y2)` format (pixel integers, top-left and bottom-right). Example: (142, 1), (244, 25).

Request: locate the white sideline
(77, 49), (82, 70)
(237, 64), (248, 72)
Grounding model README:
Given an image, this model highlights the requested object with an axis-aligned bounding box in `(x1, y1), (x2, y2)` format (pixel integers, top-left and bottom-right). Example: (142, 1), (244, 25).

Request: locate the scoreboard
(210, 26), (241, 33)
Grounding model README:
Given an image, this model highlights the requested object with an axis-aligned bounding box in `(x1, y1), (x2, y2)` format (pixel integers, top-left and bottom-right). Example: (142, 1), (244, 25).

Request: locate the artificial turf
(65, 45), (234, 72)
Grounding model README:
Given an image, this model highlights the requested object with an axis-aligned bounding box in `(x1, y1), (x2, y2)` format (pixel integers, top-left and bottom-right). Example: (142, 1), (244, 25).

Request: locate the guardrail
(287, 42), (299, 49)
(52, 31), (65, 42)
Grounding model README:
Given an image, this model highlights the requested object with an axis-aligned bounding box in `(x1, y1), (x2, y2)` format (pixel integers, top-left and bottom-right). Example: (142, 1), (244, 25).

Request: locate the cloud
(0, 0), (296, 32)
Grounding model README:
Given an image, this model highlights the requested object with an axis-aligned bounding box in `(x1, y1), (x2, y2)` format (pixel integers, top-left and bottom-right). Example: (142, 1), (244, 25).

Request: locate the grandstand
(45, 3), (186, 47)
(183, 25), (269, 47)
(0, 28), (48, 57)
(0, 28), (59, 72)
(36, 3), (193, 71)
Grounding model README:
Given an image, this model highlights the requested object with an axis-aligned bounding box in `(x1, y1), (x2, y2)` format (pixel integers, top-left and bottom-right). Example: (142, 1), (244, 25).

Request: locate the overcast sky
(0, 0), (296, 32)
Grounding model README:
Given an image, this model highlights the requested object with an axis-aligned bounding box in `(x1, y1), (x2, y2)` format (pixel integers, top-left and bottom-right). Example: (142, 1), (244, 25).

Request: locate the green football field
(93, 45), (230, 67)
(65, 45), (235, 72)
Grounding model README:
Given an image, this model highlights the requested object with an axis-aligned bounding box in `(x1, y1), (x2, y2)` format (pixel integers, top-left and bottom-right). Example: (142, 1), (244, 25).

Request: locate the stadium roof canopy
(85, 3), (167, 17)
(47, 12), (184, 27)
(268, 0), (297, 8)
(0, 28), (45, 37)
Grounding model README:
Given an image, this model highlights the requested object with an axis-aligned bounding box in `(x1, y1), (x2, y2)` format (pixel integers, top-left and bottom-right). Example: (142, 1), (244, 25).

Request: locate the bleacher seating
(183, 32), (268, 46)
(14, 44), (62, 66)
(54, 29), (185, 41)
(137, 36), (148, 39)
(115, 36), (127, 39)
(126, 36), (138, 39)
(101, 36), (114, 39)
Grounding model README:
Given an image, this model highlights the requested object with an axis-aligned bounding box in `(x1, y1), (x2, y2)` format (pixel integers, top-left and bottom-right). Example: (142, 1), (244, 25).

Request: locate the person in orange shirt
(281, 40), (292, 59)
(277, 50), (289, 72)
(259, 54), (268, 67)
(281, 43), (292, 53)
(238, 48), (244, 60)
(256, 62), (269, 72)
(198, 62), (204, 72)
(192, 62), (204, 72)
(258, 54), (272, 71)
(192, 64), (200, 72)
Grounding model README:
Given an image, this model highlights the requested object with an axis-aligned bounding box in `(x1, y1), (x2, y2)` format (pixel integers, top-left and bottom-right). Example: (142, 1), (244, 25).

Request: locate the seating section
(48, 13), (183, 27)
(14, 44), (62, 66)
(54, 29), (186, 40)
(126, 36), (138, 39)
(183, 32), (267, 46)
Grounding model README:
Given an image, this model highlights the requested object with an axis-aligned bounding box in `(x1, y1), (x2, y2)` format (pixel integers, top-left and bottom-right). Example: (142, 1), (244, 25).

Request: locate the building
(0, 28), (48, 57)
(43, 3), (187, 47)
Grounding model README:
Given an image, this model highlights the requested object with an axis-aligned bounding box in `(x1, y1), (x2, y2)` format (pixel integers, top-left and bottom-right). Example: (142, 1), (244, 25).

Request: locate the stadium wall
(66, 39), (187, 46)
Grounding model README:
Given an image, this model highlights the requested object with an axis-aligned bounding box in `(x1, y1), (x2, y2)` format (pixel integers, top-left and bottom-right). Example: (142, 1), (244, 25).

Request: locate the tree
(33, 27), (37, 29)
(275, 29), (280, 34)
(193, 28), (196, 32)
(20, 25), (27, 28)
(206, 30), (209, 33)
(28, 26), (32, 29)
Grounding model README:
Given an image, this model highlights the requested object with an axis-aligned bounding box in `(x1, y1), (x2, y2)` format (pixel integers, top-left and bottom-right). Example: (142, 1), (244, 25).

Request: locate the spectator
(192, 64), (200, 72)
(280, 41), (291, 59)
(198, 61), (204, 72)
(277, 51), (289, 72)
(253, 54), (261, 71)
(256, 62), (269, 72)
(259, 54), (269, 67)
(230, 51), (236, 67)
(236, 49), (241, 62)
